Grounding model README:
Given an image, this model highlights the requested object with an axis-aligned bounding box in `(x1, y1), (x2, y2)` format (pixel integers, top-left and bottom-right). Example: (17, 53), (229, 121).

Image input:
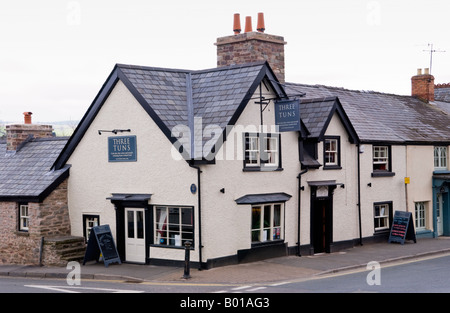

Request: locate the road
(1, 253), (450, 294)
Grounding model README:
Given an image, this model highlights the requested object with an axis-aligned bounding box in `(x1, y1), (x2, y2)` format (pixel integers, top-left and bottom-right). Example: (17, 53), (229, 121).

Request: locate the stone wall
(0, 178), (72, 265)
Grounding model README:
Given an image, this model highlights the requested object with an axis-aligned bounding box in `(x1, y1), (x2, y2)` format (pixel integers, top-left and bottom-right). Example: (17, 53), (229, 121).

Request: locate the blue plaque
(275, 99), (300, 132)
(108, 135), (137, 162)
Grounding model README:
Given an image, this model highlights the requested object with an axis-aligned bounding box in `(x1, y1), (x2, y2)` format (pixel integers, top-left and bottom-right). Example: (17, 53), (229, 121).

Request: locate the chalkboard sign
(83, 225), (121, 267)
(388, 211), (417, 245)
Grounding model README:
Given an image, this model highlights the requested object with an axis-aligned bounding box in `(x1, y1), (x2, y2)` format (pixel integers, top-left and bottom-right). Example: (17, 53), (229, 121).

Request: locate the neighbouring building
(0, 113), (84, 265)
(2, 13), (449, 267)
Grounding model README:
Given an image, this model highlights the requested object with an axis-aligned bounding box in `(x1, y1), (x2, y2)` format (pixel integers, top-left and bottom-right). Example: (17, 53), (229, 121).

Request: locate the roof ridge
(116, 63), (192, 74)
(192, 61), (267, 75)
(285, 81), (414, 99)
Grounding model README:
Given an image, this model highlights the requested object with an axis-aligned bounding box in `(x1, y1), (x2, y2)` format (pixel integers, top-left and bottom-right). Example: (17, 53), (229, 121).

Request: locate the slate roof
(118, 62), (266, 133)
(0, 137), (70, 201)
(285, 83), (450, 144)
(435, 85), (450, 103)
(54, 61), (284, 168)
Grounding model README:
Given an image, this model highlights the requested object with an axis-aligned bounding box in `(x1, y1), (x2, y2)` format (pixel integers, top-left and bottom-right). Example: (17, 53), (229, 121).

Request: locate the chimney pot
(424, 68), (430, 75)
(257, 12), (265, 33)
(244, 16), (252, 33)
(23, 112), (33, 124)
(233, 13), (241, 35)
(417, 68), (422, 75)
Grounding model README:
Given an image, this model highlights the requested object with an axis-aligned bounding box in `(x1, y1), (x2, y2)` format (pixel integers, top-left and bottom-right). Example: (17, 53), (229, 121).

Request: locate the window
(83, 215), (100, 242)
(374, 203), (391, 232)
(324, 137), (341, 169)
(372, 145), (394, 177)
(244, 133), (281, 171)
(19, 204), (29, 232)
(415, 202), (426, 230)
(251, 203), (283, 243)
(154, 206), (193, 247)
(434, 146), (448, 170)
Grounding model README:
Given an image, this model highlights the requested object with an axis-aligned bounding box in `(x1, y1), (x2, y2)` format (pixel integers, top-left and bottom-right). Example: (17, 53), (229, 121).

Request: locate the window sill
(150, 244), (194, 250)
(243, 167), (284, 172)
(251, 239), (284, 248)
(15, 231), (29, 237)
(323, 165), (342, 170)
(371, 171), (395, 177)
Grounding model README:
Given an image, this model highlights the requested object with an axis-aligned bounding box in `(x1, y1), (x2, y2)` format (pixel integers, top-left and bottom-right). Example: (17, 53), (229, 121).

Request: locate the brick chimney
(215, 13), (287, 83)
(411, 68), (435, 102)
(6, 112), (53, 152)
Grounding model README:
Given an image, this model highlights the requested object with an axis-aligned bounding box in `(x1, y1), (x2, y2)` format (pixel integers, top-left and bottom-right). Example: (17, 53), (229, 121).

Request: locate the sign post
(83, 225), (121, 267)
(388, 211), (417, 245)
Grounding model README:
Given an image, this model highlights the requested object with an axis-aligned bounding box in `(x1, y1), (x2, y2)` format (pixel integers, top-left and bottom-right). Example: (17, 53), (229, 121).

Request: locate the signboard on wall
(274, 99), (300, 132)
(108, 135), (137, 162)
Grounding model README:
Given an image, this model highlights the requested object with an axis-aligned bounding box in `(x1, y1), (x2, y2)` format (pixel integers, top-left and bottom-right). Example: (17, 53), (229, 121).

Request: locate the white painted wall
(67, 80), (198, 261)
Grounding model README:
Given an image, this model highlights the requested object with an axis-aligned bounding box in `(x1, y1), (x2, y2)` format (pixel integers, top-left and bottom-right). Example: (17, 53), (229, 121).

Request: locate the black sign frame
(83, 224), (122, 267)
(388, 211), (417, 245)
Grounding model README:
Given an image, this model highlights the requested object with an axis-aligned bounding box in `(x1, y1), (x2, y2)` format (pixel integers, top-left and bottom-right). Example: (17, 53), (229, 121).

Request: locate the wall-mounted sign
(190, 184), (197, 194)
(275, 99), (300, 132)
(108, 135), (137, 162)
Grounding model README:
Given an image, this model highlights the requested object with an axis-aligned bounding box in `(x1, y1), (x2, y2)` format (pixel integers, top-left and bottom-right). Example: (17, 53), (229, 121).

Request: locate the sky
(1, 0), (449, 122)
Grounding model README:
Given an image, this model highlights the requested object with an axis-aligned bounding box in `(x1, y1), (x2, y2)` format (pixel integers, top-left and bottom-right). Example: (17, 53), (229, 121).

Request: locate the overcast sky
(1, 0), (449, 122)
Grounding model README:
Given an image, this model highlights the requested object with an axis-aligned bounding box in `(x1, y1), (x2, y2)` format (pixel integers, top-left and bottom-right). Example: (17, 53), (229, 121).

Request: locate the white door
(437, 194), (444, 236)
(125, 208), (146, 263)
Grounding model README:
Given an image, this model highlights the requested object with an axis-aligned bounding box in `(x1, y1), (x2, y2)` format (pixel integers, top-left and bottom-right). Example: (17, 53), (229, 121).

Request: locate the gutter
(189, 162), (204, 270)
(357, 144), (363, 246)
(297, 168), (308, 256)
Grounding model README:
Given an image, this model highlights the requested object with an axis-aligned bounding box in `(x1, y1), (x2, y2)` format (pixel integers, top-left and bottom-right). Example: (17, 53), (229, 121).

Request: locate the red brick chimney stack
(6, 112), (53, 152)
(215, 13), (287, 83)
(411, 68), (435, 102)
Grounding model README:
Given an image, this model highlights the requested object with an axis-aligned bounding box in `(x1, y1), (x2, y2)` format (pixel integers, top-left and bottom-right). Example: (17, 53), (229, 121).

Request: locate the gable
(53, 62), (287, 169)
(299, 97), (358, 144)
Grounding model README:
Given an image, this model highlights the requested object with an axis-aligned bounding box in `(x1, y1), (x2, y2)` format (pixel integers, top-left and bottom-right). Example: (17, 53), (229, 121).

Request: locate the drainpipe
(189, 163), (203, 270)
(357, 144), (363, 246)
(297, 169), (308, 256)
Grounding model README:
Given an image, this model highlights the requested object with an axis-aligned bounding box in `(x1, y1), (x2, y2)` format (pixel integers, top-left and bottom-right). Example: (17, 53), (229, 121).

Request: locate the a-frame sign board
(388, 211), (417, 245)
(83, 225), (121, 267)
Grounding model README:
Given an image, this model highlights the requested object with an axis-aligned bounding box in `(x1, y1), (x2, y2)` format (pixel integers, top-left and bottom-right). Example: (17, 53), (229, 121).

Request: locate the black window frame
(83, 214), (100, 243)
(323, 136), (342, 170)
(373, 201), (393, 234)
(243, 132), (283, 172)
(372, 145), (395, 177)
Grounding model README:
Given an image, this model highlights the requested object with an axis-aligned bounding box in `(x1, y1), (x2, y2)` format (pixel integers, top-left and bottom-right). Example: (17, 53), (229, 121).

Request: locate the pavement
(1, 237), (450, 285)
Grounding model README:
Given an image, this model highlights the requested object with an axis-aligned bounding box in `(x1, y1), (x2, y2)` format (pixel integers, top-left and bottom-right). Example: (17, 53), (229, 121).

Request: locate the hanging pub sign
(108, 135), (137, 162)
(274, 99), (300, 132)
(388, 211), (417, 245)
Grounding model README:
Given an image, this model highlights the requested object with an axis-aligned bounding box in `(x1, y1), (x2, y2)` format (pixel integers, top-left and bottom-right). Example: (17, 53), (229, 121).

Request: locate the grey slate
(0, 137), (69, 199)
(118, 62), (267, 158)
(285, 83), (450, 143)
